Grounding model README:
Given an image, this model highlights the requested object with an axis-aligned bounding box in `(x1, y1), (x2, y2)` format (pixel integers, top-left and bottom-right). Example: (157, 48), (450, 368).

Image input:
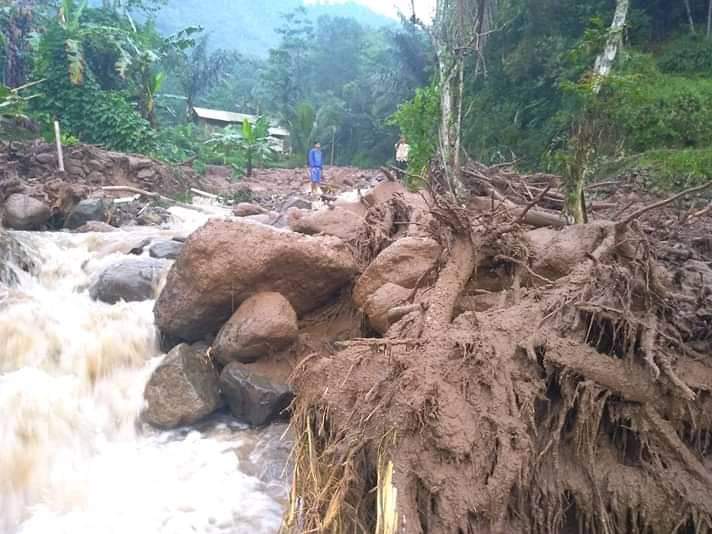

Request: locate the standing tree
(166, 34), (235, 116)
(262, 7), (314, 118)
(414, 0), (497, 196)
(206, 116), (274, 177)
(1, 0), (39, 88)
(565, 0), (629, 223)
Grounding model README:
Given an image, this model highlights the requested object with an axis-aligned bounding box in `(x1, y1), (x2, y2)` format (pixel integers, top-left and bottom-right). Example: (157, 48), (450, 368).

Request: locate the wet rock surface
(219, 363), (293, 427)
(90, 257), (166, 304)
(64, 198), (109, 230)
(142, 343), (222, 429)
(212, 292), (298, 365)
(149, 239), (183, 260)
(2, 193), (51, 230)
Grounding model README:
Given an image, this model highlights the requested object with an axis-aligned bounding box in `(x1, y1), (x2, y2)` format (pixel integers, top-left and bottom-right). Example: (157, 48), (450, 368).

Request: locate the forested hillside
(454, 0), (712, 190)
(97, 0), (394, 56)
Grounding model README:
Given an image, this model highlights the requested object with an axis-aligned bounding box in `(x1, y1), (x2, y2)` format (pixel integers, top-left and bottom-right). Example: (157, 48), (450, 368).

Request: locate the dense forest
(2, 0), (712, 187)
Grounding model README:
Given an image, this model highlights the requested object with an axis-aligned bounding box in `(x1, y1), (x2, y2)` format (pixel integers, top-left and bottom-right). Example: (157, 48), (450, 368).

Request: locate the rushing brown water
(0, 208), (291, 534)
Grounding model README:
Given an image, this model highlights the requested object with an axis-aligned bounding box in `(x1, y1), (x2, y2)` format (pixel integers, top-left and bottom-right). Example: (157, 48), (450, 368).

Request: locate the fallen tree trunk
(101, 186), (220, 214)
(469, 195), (568, 228)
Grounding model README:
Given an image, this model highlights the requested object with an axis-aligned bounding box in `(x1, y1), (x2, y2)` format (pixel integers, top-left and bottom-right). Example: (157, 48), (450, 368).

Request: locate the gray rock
(90, 257), (166, 304)
(64, 198), (109, 230)
(219, 363), (293, 427)
(137, 168), (156, 179)
(2, 194), (51, 230)
(212, 292), (298, 365)
(149, 240), (183, 260)
(0, 232), (36, 286)
(35, 153), (56, 165)
(142, 343), (222, 429)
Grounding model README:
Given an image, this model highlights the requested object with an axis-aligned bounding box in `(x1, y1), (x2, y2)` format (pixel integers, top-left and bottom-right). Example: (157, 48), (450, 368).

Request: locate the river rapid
(0, 208), (291, 534)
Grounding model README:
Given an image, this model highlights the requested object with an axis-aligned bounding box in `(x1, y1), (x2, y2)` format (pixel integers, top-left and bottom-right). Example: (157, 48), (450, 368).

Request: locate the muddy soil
(283, 169), (712, 534)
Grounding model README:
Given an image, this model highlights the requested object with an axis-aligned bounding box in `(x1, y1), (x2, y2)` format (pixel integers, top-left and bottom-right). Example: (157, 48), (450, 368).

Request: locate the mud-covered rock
(90, 257), (166, 304)
(234, 202), (267, 217)
(219, 363), (293, 427)
(2, 194), (50, 230)
(282, 197), (312, 212)
(353, 237), (441, 308)
(64, 198), (109, 230)
(154, 219), (357, 342)
(363, 283), (411, 334)
(288, 206), (364, 240)
(212, 292), (298, 365)
(142, 343), (222, 429)
(149, 240), (183, 260)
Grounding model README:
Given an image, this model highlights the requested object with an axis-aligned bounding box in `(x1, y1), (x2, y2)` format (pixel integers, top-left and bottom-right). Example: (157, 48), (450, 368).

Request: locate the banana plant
(0, 80), (41, 120)
(206, 116), (275, 177)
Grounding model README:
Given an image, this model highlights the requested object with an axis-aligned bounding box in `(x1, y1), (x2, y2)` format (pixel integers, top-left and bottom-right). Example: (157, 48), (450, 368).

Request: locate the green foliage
(206, 117), (275, 177)
(32, 19), (156, 152)
(603, 71), (712, 152)
(600, 148), (712, 192)
(261, 11), (432, 166)
(287, 101), (316, 160)
(0, 82), (35, 120)
(388, 83), (440, 179)
(657, 34), (712, 76)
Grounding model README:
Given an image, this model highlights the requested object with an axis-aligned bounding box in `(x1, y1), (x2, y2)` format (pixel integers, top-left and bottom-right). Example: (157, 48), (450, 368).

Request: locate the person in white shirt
(395, 135), (410, 172)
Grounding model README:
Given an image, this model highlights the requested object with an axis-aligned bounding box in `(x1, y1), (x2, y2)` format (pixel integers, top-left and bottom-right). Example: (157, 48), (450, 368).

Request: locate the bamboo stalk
(54, 121), (65, 173)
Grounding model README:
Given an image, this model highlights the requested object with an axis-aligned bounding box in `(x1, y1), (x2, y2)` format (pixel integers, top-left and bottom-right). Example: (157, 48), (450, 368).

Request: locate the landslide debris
(282, 164), (712, 534)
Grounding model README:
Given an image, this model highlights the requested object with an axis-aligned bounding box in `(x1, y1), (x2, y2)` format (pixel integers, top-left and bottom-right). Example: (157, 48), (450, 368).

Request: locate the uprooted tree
(281, 165), (712, 533)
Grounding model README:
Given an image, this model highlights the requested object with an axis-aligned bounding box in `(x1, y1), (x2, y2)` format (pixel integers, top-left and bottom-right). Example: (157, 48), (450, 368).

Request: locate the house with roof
(191, 106), (290, 153)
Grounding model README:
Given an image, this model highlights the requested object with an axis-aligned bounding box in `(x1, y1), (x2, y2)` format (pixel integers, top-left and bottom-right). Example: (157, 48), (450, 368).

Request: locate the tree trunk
(592, 0), (630, 94)
(684, 0), (696, 34)
(707, 0), (712, 37)
(246, 152), (253, 177)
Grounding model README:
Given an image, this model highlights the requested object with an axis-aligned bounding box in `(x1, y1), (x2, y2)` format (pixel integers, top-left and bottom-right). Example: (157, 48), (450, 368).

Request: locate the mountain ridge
(149, 0), (394, 56)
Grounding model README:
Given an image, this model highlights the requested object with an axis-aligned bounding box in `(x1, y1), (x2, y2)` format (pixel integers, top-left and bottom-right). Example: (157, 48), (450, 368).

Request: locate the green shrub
(657, 34), (712, 76)
(603, 73), (712, 152)
(388, 83), (439, 181)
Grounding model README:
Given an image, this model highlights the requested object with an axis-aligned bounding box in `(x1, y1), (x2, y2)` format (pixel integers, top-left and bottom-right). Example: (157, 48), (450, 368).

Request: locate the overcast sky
(305, 0), (436, 20)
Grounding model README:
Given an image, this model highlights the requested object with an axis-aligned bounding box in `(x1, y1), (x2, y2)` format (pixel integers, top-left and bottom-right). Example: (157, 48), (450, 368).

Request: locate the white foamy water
(0, 209), (290, 534)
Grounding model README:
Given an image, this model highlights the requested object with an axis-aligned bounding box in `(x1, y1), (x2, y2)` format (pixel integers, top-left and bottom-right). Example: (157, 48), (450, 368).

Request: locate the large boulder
(142, 343), (222, 429)
(154, 219), (357, 342)
(353, 237), (441, 308)
(288, 205), (364, 241)
(212, 292), (298, 365)
(64, 198), (109, 230)
(2, 194), (51, 230)
(90, 257), (166, 304)
(149, 240), (183, 260)
(219, 363), (293, 427)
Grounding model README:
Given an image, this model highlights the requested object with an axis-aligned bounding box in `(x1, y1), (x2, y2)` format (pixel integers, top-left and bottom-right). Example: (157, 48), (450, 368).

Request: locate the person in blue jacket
(308, 142), (323, 196)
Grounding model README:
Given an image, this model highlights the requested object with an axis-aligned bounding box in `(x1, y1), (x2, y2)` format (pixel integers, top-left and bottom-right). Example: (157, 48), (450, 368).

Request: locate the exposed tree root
(283, 182), (712, 533)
